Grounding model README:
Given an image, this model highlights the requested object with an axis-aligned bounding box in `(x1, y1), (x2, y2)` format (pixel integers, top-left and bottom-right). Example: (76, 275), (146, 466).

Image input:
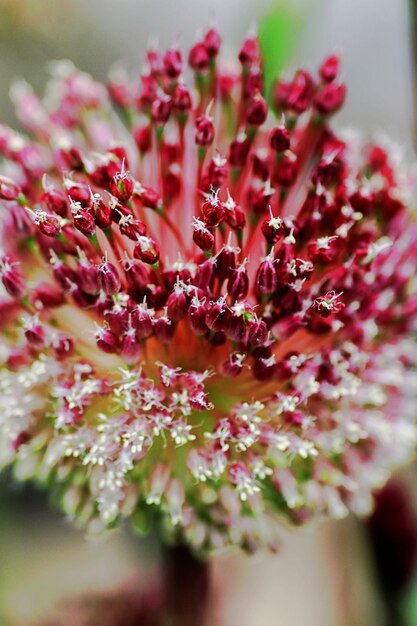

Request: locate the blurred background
(0, 0), (416, 624)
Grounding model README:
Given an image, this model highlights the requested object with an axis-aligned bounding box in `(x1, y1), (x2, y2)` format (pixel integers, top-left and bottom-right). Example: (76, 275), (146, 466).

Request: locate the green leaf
(258, 1), (307, 100)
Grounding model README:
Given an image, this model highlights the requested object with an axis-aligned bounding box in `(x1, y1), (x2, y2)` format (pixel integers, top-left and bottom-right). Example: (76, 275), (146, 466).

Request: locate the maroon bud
(31, 282), (65, 308)
(172, 83), (192, 112)
(96, 326), (119, 353)
(256, 254), (277, 295)
(189, 388), (212, 411)
(77, 258), (99, 294)
(41, 186), (67, 217)
(221, 352), (245, 377)
(215, 245), (237, 280)
(131, 303), (153, 338)
(224, 202), (246, 231)
(154, 314), (175, 343)
(163, 48), (182, 78)
(0, 257), (25, 298)
(286, 70), (314, 114)
(225, 313), (246, 342)
(12, 431), (31, 451)
(314, 83), (346, 115)
(24, 317), (45, 348)
(261, 211), (283, 244)
(248, 319), (269, 347)
(105, 304), (129, 335)
(205, 297), (229, 332)
(134, 124), (152, 154)
(194, 259), (215, 289)
(5, 205), (34, 239)
(253, 355), (277, 381)
(205, 155), (227, 189)
(252, 152), (270, 181)
(51, 257), (77, 291)
(121, 328), (142, 363)
(110, 171), (134, 202)
(195, 115), (215, 147)
(0, 175), (21, 201)
(98, 258), (121, 295)
(274, 151), (298, 187)
(204, 29), (221, 58)
(229, 135), (250, 167)
(227, 266), (249, 300)
(270, 125), (290, 152)
(124, 259), (150, 293)
(34, 210), (61, 237)
(133, 236), (160, 265)
(50, 334), (75, 360)
(238, 36), (259, 66)
(189, 42), (210, 72)
(90, 195), (112, 229)
(193, 219), (214, 252)
(72, 207), (96, 236)
(135, 184), (161, 210)
(65, 181), (91, 206)
(202, 196), (224, 227)
(246, 92), (267, 126)
(167, 283), (189, 321)
(119, 213), (147, 241)
(319, 55), (340, 82)
(188, 296), (208, 335)
(151, 94), (172, 125)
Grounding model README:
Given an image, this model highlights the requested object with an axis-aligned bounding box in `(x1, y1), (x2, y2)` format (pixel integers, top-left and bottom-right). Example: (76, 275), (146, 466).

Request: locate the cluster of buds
(0, 32), (416, 553)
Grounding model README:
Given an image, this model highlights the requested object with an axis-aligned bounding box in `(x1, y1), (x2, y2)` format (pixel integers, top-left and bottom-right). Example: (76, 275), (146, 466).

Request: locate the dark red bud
(131, 305), (153, 338)
(270, 126), (290, 152)
(151, 94), (172, 125)
(314, 83), (346, 115)
(248, 319), (269, 347)
(110, 171), (134, 202)
(193, 221), (214, 252)
(121, 330), (142, 363)
(50, 334), (75, 360)
(78, 259), (100, 294)
(188, 300), (208, 335)
(0, 258), (25, 298)
(204, 29), (221, 58)
(172, 83), (192, 112)
(227, 268), (249, 300)
(246, 93), (267, 126)
(96, 327), (119, 353)
(167, 286), (188, 321)
(72, 208), (96, 236)
(98, 260), (121, 295)
(189, 42), (210, 72)
(163, 48), (183, 78)
(24, 319), (45, 348)
(133, 236), (160, 265)
(154, 315), (175, 343)
(256, 257), (277, 295)
(221, 352), (245, 377)
(41, 187), (67, 217)
(195, 115), (215, 147)
(238, 36), (259, 66)
(319, 55), (340, 82)
(0, 175), (21, 201)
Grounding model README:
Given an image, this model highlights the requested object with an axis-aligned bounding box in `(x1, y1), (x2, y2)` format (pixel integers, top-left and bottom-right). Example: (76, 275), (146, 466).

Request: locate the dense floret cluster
(0, 32), (416, 552)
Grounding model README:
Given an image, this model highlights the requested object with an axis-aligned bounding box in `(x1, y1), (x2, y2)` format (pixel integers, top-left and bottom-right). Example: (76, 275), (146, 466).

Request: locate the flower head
(0, 33), (417, 552)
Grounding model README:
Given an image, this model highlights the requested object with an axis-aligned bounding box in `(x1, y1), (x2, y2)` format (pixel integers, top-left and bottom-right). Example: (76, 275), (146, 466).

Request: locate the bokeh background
(0, 1), (416, 624)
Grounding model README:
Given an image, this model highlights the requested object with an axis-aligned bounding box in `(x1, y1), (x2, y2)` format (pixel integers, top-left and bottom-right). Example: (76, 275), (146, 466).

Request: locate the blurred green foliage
(258, 0), (307, 100)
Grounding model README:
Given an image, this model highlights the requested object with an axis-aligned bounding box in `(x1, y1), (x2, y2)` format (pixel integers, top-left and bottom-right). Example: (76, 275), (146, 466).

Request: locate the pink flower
(0, 36), (416, 552)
